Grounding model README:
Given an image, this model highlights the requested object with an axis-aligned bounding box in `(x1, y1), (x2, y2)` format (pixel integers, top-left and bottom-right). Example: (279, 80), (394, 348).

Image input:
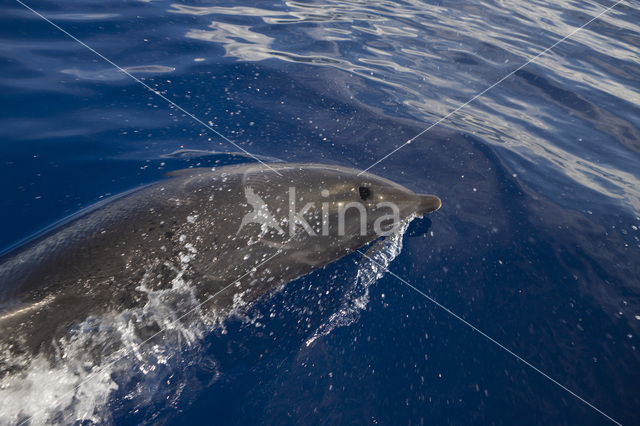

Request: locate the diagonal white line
(357, 249), (622, 425)
(16, 249), (284, 426)
(358, 0), (626, 175)
(14, 0), (282, 176)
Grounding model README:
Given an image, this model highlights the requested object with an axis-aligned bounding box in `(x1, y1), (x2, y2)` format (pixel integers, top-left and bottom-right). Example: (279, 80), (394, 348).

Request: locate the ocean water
(1, 0), (639, 424)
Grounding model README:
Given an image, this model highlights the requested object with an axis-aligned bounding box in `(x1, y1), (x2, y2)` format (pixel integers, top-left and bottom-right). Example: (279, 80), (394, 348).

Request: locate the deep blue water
(1, 0), (640, 424)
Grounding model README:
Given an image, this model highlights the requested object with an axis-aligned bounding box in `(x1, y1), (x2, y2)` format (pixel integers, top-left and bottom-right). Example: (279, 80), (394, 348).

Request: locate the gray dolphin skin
(0, 163), (440, 375)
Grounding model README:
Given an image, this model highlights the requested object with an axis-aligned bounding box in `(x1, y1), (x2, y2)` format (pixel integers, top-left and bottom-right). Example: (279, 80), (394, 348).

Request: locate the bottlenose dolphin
(0, 163), (440, 375)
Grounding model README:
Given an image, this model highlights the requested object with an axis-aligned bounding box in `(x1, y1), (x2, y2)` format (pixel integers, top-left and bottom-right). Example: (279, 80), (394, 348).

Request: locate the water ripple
(169, 0), (640, 213)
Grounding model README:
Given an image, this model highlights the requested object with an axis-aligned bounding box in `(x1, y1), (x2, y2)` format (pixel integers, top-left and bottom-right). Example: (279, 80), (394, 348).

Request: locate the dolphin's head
(308, 165), (440, 237)
(348, 172), (441, 217)
(238, 163), (440, 246)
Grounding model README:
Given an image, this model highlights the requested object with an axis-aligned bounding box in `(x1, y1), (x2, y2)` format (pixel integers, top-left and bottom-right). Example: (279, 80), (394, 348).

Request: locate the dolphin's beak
(418, 194), (441, 215)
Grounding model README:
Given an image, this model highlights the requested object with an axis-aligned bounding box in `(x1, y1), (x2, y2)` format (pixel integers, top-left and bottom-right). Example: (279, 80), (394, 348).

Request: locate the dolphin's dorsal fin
(163, 167), (213, 177)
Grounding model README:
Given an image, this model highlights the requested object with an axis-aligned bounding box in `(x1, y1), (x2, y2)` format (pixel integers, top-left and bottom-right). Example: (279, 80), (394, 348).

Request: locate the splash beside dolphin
(0, 163), (440, 375)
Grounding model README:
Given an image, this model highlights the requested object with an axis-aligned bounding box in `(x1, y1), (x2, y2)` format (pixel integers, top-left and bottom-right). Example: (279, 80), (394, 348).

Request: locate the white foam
(306, 219), (412, 346)
(0, 257), (218, 425)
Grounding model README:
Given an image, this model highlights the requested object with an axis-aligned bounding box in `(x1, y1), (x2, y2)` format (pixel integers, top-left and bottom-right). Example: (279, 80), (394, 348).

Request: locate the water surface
(0, 0), (639, 424)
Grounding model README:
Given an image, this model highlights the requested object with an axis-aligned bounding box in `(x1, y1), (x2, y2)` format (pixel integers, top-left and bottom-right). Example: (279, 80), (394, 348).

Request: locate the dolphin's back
(0, 164), (328, 363)
(0, 172), (228, 361)
(0, 184), (160, 302)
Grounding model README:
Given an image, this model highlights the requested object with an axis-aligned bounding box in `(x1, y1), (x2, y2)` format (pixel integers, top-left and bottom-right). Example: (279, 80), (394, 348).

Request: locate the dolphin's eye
(359, 186), (372, 201)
